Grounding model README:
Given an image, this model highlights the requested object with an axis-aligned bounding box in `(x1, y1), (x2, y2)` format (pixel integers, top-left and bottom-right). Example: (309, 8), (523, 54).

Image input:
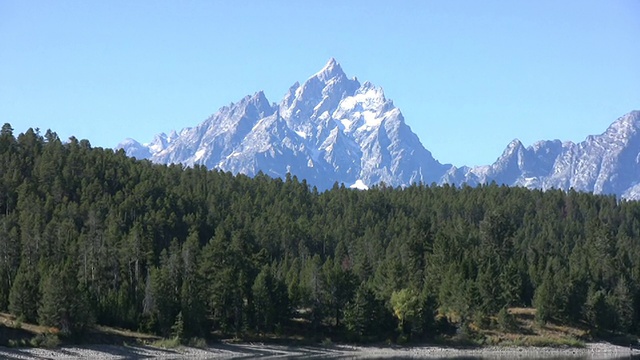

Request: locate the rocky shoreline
(0, 341), (637, 359)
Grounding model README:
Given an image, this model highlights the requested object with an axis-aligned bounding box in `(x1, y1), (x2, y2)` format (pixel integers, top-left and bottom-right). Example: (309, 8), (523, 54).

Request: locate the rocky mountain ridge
(117, 59), (640, 199)
(444, 111), (640, 199)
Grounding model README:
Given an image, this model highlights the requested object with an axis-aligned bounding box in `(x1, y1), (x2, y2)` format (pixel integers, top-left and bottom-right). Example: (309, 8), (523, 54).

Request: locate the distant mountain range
(117, 59), (640, 200)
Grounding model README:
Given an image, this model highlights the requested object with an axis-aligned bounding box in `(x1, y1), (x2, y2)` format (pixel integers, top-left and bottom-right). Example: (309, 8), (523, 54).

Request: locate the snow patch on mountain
(350, 180), (369, 190)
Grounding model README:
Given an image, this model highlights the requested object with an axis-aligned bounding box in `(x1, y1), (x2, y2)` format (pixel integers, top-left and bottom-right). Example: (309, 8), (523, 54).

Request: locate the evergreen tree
(344, 282), (390, 340)
(38, 263), (94, 336)
(584, 287), (610, 330)
(252, 265), (289, 333)
(608, 277), (634, 332)
(8, 262), (39, 322)
(171, 311), (185, 342)
(180, 230), (206, 337)
(0, 216), (19, 310)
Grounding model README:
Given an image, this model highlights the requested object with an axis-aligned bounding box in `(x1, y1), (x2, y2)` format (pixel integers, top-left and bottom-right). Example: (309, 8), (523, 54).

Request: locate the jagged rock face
(117, 58), (450, 190)
(443, 111), (640, 200)
(546, 111), (640, 196)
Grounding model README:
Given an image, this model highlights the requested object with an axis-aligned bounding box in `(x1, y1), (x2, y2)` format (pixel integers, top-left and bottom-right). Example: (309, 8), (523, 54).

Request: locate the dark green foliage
(608, 277), (634, 332)
(172, 311), (185, 340)
(496, 307), (516, 332)
(320, 257), (356, 327)
(0, 216), (20, 310)
(252, 265), (289, 333)
(344, 282), (389, 340)
(38, 262), (94, 336)
(9, 262), (39, 323)
(583, 288), (610, 330)
(1, 124), (640, 344)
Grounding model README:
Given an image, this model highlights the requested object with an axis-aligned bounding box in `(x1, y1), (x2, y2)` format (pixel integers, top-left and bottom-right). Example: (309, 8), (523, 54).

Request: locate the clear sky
(1, 1), (639, 166)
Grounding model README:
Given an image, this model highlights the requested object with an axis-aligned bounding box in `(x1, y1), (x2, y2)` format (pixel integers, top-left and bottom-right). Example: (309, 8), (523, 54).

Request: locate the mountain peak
(507, 138), (524, 149)
(314, 58), (345, 82)
(251, 90), (269, 104)
(493, 139), (524, 164)
(324, 57), (338, 70)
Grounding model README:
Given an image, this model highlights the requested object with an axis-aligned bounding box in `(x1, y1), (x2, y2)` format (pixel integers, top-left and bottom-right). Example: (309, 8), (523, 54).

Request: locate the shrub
(497, 307), (517, 332)
(29, 333), (61, 348)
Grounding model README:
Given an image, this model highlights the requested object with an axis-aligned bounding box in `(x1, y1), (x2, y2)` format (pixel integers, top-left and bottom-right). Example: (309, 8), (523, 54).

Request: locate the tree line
(0, 123), (639, 342)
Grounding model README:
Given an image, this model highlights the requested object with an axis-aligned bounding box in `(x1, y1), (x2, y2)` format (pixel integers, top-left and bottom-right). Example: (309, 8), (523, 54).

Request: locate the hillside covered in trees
(0, 124), (639, 344)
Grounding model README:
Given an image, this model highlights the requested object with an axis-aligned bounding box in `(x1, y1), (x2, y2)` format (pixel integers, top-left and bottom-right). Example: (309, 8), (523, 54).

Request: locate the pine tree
(607, 277), (634, 332)
(533, 275), (552, 324)
(344, 282), (388, 340)
(180, 231), (206, 337)
(38, 263), (94, 336)
(0, 216), (19, 310)
(171, 311), (185, 342)
(584, 287), (610, 330)
(256, 267), (274, 331)
(8, 262), (39, 323)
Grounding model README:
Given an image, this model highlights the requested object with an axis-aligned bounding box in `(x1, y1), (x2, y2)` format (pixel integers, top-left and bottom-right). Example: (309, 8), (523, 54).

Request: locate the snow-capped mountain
(117, 59), (639, 199)
(118, 58), (451, 189)
(444, 111), (640, 200)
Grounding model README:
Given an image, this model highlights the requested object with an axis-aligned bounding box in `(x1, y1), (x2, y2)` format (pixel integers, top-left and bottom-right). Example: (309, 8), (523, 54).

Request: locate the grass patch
(6, 333), (61, 348)
(0, 312), (53, 334)
(151, 337), (182, 348)
(150, 336), (207, 349)
(186, 337), (207, 348)
(490, 334), (585, 348)
(480, 307), (587, 348)
(321, 337), (333, 346)
(434, 307), (591, 349)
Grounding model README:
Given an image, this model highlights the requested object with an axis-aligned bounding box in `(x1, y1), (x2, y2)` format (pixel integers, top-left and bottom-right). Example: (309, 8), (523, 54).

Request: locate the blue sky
(1, 1), (638, 166)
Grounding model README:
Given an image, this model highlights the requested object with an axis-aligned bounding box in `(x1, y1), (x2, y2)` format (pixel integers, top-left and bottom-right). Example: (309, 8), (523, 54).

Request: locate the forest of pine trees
(1, 123), (640, 343)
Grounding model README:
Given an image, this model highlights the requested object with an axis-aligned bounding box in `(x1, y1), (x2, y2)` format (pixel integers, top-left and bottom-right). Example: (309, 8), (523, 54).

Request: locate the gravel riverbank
(0, 341), (637, 359)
